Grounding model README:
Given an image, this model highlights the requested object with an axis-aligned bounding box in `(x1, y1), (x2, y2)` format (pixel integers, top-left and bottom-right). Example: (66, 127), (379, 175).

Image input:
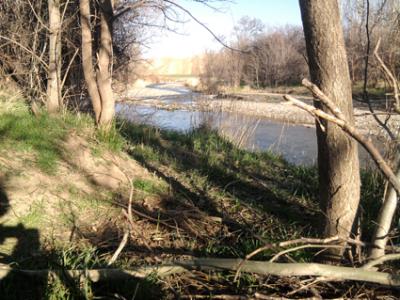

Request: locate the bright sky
(145, 0), (302, 58)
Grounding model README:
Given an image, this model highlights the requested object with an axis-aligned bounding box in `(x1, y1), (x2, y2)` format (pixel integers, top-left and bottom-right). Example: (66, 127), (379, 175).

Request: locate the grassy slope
(0, 87), (388, 299)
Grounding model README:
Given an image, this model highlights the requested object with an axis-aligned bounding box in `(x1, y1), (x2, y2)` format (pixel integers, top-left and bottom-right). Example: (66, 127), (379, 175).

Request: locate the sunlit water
(116, 83), (375, 167)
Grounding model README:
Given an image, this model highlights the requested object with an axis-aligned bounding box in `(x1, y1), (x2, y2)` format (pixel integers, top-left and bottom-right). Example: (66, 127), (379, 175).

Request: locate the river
(116, 83), (377, 168)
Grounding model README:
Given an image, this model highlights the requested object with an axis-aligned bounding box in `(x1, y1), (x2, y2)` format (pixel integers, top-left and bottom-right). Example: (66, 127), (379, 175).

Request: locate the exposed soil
(0, 131), (156, 258)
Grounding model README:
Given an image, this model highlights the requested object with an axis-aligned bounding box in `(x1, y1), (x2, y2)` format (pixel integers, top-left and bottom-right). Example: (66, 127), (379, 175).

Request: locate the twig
(0, 35), (49, 69)
(362, 253), (400, 269)
(269, 244), (346, 262)
(285, 83), (400, 264)
(122, 209), (152, 252)
(286, 277), (325, 297)
(360, 6), (395, 141)
(254, 293), (293, 300)
(163, 0), (244, 53)
(234, 236), (339, 281)
(374, 38), (400, 112)
(283, 93), (400, 195)
(107, 230), (129, 266)
(181, 295), (250, 300)
(108, 178), (134, 265)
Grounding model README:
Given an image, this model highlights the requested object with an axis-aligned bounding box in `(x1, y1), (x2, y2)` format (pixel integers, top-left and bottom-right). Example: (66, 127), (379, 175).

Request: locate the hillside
(0, 86), (391, 299)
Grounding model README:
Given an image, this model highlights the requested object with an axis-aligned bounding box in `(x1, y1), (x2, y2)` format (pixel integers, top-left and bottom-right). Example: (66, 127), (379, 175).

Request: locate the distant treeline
(200, 0), (400, 92)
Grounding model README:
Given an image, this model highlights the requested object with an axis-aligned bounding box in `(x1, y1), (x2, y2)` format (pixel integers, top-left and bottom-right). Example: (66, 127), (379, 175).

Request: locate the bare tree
(47, 0), (62, 113)
(299, 0), (361, 261)
(79, 0), (115, 128)
(96, 0), (115, 127)
(80, 0), (102, 123)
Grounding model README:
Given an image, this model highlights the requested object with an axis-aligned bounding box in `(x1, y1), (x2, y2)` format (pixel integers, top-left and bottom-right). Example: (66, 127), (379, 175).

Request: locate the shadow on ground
(0, 176), (44, 299)
(119, 123), (321, 254)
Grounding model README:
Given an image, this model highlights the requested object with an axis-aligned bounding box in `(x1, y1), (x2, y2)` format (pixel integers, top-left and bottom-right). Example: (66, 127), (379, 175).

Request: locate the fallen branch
(234, 236), (340, 281)
(0, 264), (186, 281)
(362, 253), (400, 270)
(283, 94), (400, 195)
(107, 230), (129, 266)
(108, 178), (135, 266)
(181, 295), (249, 300)
(269, 244), (346, 262)
(2, 258), (400, 286)
(285, 81), (400, 263)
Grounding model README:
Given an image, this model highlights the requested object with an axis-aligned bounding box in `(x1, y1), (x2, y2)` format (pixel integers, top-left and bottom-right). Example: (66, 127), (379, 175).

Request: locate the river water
(116, 83), (375, 167)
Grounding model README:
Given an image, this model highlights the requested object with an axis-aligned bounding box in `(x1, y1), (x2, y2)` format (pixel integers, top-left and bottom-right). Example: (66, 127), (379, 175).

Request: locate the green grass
(132, 178), (167, 195)
(0, 112), (68, 173)
(352, 82), (389, 100)
(0, 89), (390, 298)
(96, 123), (125, 153)
(0, 245), (164, 300)
(0, 94), (126, 174)
(119, 122), (387, 257)
(18, 199), (46, 228)
(120, 122), (321, 241)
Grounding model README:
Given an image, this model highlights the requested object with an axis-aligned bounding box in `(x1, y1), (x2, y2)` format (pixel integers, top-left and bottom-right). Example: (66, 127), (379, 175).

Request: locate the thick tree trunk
(96, 0), (115, 127)
(47, 0), (62, 113)
(80, 0), (102, 123)
(299, 0), (361, 261)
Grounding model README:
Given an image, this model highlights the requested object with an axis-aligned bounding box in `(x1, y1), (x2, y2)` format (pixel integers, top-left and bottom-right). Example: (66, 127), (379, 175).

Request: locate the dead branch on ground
(284, 79), (400, 263)
(2, 257), (400, 286)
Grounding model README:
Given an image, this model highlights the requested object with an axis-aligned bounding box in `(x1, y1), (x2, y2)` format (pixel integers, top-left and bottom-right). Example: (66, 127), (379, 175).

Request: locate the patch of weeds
(128, 142), (161, 163)
(0, 110), (66, 174)
(133, 178), (166, 195)
(62, 110), (93, 130)
(233, 272), (259, 290)
(96, 122), (125, 152)
(19, 199), (45, 228)
(287, 164), (318, 199)
(13, 246), (165, 300)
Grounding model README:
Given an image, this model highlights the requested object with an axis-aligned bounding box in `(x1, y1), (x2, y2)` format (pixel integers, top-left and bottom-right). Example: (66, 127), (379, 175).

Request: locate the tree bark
(80, 0), (102, 124)
(47, 0), (62, 113)
(298, 0), (361, 261)
(370, 151), (400, 259)
(96, 0), (115, 127)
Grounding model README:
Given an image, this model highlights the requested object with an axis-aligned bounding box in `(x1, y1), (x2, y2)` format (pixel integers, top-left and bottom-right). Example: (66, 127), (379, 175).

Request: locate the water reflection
(116, 103), (375, 168)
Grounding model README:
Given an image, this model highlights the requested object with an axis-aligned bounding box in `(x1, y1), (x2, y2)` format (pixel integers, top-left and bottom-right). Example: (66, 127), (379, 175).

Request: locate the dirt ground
(0, 132), (156, 259)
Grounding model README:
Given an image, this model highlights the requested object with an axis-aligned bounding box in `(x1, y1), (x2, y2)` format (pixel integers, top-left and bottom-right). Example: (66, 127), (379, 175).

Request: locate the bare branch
(374, 38), (400, 113)
(284, 85), (400, 196)
(269, 244), (346, 262)
(163, 0), (244, 53)
(2, 257), (400, 286)
(363, 253), (400, 269)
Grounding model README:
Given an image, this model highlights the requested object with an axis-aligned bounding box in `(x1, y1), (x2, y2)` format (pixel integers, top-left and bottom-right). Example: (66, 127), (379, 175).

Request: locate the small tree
(47, 0), (62, 113)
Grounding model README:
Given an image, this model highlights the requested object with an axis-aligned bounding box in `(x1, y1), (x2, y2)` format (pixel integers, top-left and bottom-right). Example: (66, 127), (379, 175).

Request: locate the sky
(145, 0), (303, 58)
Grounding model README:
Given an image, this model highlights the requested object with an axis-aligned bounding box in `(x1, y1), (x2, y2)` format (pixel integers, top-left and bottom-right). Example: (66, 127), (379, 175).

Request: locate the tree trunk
(80, 0), (102, 124)
(299, 0), (361, 261)
(47, 0), (62, 113)
(96, 0), (115, 127)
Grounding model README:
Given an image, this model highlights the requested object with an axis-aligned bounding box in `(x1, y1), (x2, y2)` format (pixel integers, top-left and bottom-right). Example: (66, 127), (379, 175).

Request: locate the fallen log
(1, 258), (400, 286)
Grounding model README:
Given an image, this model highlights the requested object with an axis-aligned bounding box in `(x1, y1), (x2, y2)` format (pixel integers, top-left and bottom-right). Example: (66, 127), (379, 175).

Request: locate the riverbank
(0, 86), (393, 299)
(118, 82), (400, 138)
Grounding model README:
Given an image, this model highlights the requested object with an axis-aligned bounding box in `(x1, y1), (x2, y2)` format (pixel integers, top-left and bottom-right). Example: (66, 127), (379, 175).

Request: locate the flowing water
(117, 83), (376, 167)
